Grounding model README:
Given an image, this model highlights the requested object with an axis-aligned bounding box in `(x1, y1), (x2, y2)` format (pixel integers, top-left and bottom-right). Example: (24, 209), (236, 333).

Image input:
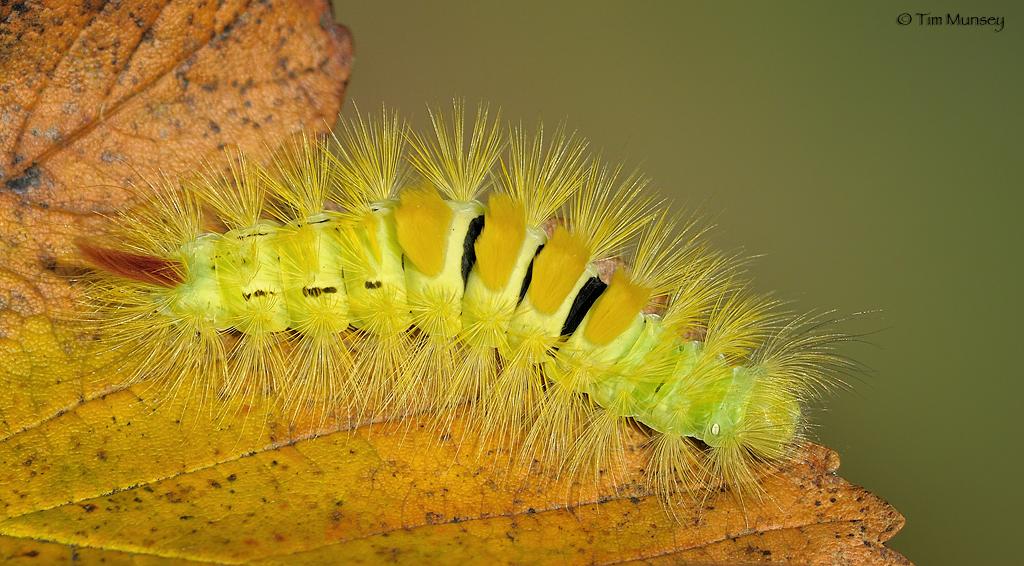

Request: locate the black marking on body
(461, 215), (485, 286)
(237, 231), (270, 240)
(517, 245), (545, 304)
(364, 280), (382, 290)
(560, 277), (607, 336)
(302, 286), (338, 298)
(242, 289), (275, 301)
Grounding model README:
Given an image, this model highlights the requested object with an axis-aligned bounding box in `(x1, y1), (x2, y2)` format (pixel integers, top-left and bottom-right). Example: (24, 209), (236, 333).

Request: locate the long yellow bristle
(102, 174), (201, 257)
(499, 123), (587, 226)
(646, 434), (707, 517)
(328, 106), (407, 210)
(187, 150), (266, 230)
(520, 370), (595, 473)
(264, 132), (333, 220)
(625, 209), (714, 297)
(699, 289), (783, 364)
(565, 161), (655, 260)
(408, 101), (503, 202)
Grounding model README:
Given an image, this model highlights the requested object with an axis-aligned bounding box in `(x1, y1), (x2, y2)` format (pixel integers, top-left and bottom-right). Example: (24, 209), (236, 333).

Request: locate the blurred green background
(333, 1), (1021, 563)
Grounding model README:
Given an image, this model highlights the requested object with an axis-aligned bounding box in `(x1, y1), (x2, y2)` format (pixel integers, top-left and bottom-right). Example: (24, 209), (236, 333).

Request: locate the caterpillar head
(703, 371), (802, 461)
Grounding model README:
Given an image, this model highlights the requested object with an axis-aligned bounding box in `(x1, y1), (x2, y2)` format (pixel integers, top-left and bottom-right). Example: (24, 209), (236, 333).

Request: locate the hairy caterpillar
(75, 104), (852, 505)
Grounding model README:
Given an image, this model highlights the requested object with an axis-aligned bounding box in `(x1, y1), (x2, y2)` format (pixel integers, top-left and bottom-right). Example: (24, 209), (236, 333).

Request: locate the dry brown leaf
(0, 2), (909, 564)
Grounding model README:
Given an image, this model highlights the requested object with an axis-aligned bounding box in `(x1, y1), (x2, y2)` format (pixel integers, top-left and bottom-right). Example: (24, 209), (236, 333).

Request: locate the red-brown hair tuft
(75, 240), (184, 288)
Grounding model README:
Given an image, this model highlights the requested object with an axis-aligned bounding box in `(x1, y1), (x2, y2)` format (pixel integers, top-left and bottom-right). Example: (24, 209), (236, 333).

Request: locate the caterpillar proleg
(76, 103), (853, 505)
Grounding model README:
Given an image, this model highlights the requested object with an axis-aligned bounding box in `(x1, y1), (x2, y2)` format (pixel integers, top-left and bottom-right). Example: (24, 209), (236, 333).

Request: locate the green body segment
(220, 221), (291, 334)
(543, 305), (645, 394)
(587, 314), (669, 416)
(343, 204), (411, 334)
(165, 201), (799, 448)
(706, 366), (759, 445)
(404, 200), (484, 338)
(170, 234), (230, 327)
(279, 213), (351, 333)
(504, 263), (599, 364)
(461, 226), (547, 348)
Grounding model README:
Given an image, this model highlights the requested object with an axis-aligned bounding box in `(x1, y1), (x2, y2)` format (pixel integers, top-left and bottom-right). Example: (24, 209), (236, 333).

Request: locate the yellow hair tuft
(329, 106), (408, 210)
(499, 123), (587, 226)
(408, 101), (503, 202)
(564, 161), (655, 259)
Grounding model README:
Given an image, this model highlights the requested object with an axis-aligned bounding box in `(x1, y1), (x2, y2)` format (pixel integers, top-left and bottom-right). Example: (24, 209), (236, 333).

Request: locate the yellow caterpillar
(76, 104), (851, 503)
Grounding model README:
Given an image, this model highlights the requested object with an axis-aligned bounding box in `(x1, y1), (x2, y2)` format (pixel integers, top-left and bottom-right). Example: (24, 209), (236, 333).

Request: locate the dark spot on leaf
(4, 165), (42, 194)
(425, 511), (444, 524)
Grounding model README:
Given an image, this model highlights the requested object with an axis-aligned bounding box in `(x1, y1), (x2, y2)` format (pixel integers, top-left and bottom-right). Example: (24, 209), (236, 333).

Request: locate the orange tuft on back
(528, 226), (590, 314)
(474, 193), (526, 291)
(393, 188), (453, 277)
